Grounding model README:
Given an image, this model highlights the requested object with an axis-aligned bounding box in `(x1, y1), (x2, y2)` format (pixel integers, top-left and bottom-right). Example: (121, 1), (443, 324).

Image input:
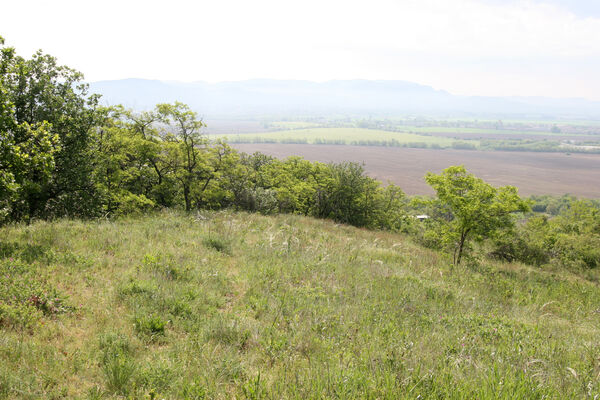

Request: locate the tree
(156, 102), (209, 211)
(1, 36), (101, 219)
(314, 162), (381, 227)
(425, 165), (529, 265)
(90, 106), (159, 215)
(1, 36), (60, 223)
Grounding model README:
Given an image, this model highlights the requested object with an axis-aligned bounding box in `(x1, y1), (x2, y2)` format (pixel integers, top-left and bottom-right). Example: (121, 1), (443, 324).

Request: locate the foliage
(1, 38), (102, 220)
(425, 166), (529, 264)
(493, 199), (600, 269)
(0, 252), (71, 330)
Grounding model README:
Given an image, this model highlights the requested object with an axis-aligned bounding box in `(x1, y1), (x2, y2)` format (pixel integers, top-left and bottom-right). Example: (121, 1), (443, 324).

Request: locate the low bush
(202, 237), (232, 255)
(134, 314), (168, 339)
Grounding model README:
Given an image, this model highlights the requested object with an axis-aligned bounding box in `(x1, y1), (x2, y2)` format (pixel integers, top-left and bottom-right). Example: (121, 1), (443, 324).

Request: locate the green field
(399, 125), (599, 138)
(2, 211), (600, 398)
(219, 127), (461, 146)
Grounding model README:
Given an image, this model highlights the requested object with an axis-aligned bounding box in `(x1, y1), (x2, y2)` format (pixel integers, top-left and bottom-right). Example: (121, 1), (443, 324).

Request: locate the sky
(1, 0), (600, 100)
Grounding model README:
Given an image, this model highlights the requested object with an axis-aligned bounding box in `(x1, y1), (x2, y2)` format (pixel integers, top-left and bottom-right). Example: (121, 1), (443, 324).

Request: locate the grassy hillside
(1, 211), (600, 399)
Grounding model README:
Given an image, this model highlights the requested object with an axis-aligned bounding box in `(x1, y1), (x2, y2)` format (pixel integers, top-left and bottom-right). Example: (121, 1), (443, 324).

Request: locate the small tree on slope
(425, 165), (529, 265)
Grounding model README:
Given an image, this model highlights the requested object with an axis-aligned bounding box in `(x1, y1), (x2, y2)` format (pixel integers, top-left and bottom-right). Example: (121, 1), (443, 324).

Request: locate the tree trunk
(183, 184), (191, 212)
(455, 228), (469, 265)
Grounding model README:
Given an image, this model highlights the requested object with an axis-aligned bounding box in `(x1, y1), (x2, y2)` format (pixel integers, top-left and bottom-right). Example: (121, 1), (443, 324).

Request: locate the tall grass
(0, 210), (599, 398)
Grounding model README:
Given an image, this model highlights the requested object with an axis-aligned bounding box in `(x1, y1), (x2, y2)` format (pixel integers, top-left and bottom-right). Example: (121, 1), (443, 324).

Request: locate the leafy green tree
(90, 106), (159, 215)
(314, 162), (382, 227)
(549, 200), (600, 269)
(193, 141), (242, 209)
(371, 184), (412, 232)
(1, 36), (61, 223)
(122, 107), (179, 208)
(267, 157), (326, 215)
(1, 36), (101, 219)
(155, 102), (208, 211)
(228, 152), (279, 213)
(425, 165), (529, 265)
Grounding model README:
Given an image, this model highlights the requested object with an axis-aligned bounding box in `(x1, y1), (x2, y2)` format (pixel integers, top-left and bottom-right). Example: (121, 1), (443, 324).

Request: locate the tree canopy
(425, 165), (530, 264)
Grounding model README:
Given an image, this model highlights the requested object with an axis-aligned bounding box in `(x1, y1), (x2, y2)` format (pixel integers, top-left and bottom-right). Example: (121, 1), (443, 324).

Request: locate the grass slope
(1, 211), (600, 399)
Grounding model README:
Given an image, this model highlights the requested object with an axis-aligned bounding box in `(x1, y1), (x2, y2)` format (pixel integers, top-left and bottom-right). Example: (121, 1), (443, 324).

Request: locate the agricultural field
(398, 125), (598, 138)
(400, 128), (598, 142)
(2, 211), (600, 398)
(232, 144), (600, 198)
(209, 118), (600, 153)
(216, 127), (461, 147)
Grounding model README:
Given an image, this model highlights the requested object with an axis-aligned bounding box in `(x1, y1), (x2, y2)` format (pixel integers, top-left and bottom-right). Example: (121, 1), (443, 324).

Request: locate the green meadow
(1, 211), (599, 399)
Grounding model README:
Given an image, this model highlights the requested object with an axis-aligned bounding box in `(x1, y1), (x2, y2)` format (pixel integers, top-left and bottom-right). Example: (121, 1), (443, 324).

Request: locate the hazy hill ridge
(90, 78), (600, 118)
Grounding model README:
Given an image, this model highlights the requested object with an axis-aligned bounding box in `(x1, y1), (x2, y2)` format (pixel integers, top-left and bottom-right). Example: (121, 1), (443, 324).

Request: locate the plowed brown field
(232, 144), (600, 197)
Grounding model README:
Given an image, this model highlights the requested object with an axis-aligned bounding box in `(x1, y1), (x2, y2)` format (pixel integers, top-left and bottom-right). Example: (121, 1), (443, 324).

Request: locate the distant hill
(89, 78), (600, 119)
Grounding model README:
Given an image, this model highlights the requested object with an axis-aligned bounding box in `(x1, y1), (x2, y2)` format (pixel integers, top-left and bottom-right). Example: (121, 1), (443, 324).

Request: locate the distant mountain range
(89, 79), (600, 119)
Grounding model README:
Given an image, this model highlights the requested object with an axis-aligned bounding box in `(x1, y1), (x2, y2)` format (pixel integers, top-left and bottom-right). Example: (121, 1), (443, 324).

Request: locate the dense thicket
(491, 199), (600, 269)
(1, 38), (598, 269)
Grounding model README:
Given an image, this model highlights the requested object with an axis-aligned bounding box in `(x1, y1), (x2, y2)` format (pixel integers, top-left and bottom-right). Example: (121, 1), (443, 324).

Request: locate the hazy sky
(2, 0), (599, 100)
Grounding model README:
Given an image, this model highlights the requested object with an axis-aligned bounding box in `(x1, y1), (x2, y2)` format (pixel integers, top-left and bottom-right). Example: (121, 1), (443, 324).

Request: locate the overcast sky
(2, 0), (599, 100)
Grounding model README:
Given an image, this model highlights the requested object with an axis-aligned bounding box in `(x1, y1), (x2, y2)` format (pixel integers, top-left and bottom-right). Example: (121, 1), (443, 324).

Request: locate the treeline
(0, 37), (409, 231)
(410, 191), (600, 270)
(231, 135), (600, 153)
(480, 139), (600, 153)
(91, 105), (411, 231)
(228, 136), (478, 150)
(1, 38), (599, 270)
(492, 200), (600, 269)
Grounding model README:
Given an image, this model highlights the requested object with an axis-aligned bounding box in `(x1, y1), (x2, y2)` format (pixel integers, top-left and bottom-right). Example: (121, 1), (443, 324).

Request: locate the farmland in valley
(215, 127), (460, 146)
(232, 143), (600, 198)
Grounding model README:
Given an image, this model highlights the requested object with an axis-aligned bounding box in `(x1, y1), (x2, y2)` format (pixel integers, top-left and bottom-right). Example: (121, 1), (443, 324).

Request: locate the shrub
(98, 332), (137, 396)
(134, 314), (167, 338)
(0, 303), (42, 330)
(554, 233), (600, 269)
(113, 193), (156, 216)
(236, 187), (278, 214)
(202, 237), (232, 255)
(103, 355), (137, 396)
(141, 253), (189, 281)
(490, 233), (549, 266)
(118, 278), (156, 297)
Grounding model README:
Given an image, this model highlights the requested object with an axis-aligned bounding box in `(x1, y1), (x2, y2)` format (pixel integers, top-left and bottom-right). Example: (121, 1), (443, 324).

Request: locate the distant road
(232, 144), (600, 198)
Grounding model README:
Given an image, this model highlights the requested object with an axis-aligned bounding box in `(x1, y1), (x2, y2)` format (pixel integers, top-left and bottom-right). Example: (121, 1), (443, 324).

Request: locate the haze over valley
(91, 78), (600, 119)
